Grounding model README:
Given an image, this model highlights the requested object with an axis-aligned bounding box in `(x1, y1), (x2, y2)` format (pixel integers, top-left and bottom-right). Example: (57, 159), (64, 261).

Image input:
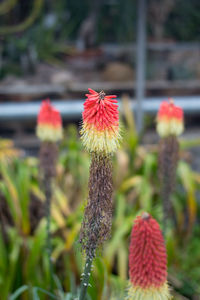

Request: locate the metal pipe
(102, 42), (200, 54)
(0, 96), (199, 121)
(135, 0), (147, 133)
(0, 100), (84, 121)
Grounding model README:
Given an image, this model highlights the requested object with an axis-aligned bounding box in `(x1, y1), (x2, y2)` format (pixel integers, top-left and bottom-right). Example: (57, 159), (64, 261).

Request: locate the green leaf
(9, 285), (29, 300)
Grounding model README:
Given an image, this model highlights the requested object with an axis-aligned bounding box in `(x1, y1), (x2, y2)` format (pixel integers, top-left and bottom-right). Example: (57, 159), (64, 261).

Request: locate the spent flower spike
(127, 212), (171, 300)
(156, 98), (184, 137)
(79, 88), (122, 299)
(36, 99), (63, 142)
(80, 88), (121, 154)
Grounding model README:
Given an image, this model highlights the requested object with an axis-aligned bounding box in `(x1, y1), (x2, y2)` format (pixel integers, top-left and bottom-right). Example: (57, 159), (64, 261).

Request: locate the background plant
(0, 108), (199, 299)
(1, 0), (200, 78)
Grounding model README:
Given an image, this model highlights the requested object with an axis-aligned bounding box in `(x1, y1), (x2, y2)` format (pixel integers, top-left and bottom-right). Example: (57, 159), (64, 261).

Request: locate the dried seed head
(158, 136), (179, 226)
(156, 99), (184, 137)
(79, 154), (113, 258)
(39, 142), (58, 178)
(127, 213), (171, 300)
(80, 88), (121, 154)
(36, 99), (63, 142)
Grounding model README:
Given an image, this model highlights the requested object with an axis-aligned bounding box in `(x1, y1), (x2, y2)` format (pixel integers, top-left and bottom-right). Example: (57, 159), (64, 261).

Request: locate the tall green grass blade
(9, 285), (29, 300)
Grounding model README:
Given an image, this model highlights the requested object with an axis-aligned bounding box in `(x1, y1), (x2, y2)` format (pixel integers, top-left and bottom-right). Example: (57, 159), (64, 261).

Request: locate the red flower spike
(127, 212), (171, 300)
(157, 99), (183, 121)
(81, 89), (121, 154)
(37, 99), (62, 127)
(83, 89), (118, 131)
(156, 98), (184, 137)
(36, 99), (63, 142)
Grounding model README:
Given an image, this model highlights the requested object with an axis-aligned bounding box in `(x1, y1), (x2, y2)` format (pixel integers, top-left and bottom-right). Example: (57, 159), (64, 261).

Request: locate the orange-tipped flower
(80, 88), (121, 154)
(36, 99), (63, 142)
(127, 212), (171, 300)
(156, 99), (184, 137)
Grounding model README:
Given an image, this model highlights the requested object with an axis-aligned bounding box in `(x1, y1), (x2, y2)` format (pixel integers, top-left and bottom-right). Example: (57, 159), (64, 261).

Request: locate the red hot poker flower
(156, 98), (184, 137)
(36, 99), (63, 142)
(81, 89), (121, 154)
(127, 212), (171, 300)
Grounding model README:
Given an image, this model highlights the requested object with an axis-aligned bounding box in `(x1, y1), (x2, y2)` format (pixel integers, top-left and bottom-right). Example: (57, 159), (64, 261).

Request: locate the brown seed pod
(158, 135), (179, 227)
(80, 153), (113, 258)
(39, 142), (58, 179)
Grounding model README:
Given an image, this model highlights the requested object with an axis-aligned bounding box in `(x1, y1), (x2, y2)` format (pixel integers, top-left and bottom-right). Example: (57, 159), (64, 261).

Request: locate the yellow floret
(36, 124), (63, 142)
(126, 281), (172, 300)
(157, 119), (184, 138)
(80, 123), (121, 154)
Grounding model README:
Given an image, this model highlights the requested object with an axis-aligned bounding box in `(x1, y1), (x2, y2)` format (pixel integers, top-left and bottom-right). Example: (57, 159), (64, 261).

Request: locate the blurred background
(0, 0), (200, 151)
(0, 0), (200, 299)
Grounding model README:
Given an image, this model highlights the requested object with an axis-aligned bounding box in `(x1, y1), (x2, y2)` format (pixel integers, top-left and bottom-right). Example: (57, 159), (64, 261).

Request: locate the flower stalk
(79, 257), (93, 300)
(158, 135), (179, 230)
(36, 100), (63, 292)
(156, 99), (184, 234)
(79, 89), (121, 300)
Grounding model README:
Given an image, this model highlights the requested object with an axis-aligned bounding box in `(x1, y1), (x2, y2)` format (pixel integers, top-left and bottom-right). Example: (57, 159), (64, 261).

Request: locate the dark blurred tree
(166, 0), (200, 41)
(1, 0), (200, 79)
(148, 0), (174, 41)
(0, 0), (44, 34)
(98, 0), (136, 43)
(76, 0), (103, 50)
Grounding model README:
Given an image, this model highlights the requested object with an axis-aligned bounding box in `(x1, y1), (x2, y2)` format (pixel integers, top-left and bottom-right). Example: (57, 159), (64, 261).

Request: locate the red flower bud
(127, 212), (171, 300)
(156, 99), (184, 137)
(36, 99), (63, 142)
(81, 89), (121, 154)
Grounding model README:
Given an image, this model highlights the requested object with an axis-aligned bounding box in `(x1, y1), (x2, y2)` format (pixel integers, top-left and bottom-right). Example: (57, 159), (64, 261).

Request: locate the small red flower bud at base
(127, 212), (171, 300)
(36, 99), (63, 142)
(80, 88), (121, 154)
(156, 99), (184, 138)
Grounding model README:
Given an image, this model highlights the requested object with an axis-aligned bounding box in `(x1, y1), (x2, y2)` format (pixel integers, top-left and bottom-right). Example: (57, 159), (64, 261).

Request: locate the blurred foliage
(166, 0), (200, 41)
(0, 138), (20, 163)
(1, 0), (200, 78)
(0, 0), (137, 77)
(0, 0), (44, 34)
(0, 103), (199, 299)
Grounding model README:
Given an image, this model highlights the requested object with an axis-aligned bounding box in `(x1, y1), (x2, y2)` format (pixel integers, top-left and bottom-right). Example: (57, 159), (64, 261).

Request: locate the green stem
(79, 257), (93, 300)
